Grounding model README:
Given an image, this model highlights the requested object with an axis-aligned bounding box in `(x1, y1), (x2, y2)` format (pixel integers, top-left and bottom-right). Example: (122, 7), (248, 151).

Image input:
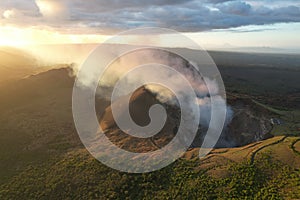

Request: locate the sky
(0, 0), (300, 51)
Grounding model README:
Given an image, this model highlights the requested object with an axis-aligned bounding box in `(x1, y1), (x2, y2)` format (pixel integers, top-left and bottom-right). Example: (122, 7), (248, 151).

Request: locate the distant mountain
(211, 46), (300, 54)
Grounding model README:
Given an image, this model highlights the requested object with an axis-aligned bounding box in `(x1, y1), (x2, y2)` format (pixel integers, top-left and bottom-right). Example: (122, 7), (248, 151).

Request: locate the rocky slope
(99, 87), (274, 149)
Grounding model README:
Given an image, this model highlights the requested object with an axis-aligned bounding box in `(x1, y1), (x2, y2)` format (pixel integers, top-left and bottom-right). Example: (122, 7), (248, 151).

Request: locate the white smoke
(22, 43), (233, 141)
(93, 47), (233, 130)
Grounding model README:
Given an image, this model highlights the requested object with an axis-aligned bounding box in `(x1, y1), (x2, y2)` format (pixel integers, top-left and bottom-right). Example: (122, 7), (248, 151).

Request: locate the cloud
(217, 1), (251, 15)
(35, 0), (68, 20)
(0, 0), (38, 11)
(0, 0), (40, 17)
(2, 9), (15, 19)
(205, 0), (233, 3)
(68, 0), (192, 12)
(0, 0), (299, 33)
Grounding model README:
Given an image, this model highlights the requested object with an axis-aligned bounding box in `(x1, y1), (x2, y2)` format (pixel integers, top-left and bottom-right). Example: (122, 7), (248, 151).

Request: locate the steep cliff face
(217, 98), (273, 147)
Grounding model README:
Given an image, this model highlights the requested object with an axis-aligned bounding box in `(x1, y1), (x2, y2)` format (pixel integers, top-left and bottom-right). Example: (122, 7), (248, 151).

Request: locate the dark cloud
(0, 0), (299, 33)
(68, 0), (193, 12)
(0, 0), (38, 11)
(0, 0), (40, 18)
(205, 0), (233, 3)
(217, 1), (251, 15)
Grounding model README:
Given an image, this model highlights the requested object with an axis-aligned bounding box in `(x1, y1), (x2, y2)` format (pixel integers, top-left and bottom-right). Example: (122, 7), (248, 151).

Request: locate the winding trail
(291, 138), (300, 156)
(250, 136), (287, 165)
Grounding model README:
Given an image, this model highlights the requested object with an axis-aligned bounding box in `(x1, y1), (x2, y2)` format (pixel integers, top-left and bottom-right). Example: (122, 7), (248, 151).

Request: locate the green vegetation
(250, 100), (300, 136)
(0, 150), (299, 199)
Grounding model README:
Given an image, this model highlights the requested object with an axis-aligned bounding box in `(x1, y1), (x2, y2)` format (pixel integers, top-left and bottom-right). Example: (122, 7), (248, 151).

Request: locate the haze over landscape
(0, 0), (299, 199)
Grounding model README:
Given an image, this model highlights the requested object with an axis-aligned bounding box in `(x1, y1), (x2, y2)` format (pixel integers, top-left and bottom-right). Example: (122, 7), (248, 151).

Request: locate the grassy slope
(0, 136), (299, 199)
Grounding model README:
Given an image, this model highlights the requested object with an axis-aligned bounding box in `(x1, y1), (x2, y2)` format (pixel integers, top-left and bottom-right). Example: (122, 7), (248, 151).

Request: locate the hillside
(0, 64), (299, 199)
(0, 136), (299, 199)
(0, 47), (39, 85)
(0, 68), (80, 184)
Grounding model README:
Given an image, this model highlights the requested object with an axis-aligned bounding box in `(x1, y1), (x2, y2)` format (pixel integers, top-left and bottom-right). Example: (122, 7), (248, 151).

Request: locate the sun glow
(0, 26), (108, 46)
